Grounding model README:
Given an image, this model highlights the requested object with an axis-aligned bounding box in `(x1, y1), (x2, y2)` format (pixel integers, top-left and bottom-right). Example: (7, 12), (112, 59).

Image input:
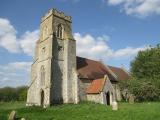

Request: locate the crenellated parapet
(41, 8), (72, 22)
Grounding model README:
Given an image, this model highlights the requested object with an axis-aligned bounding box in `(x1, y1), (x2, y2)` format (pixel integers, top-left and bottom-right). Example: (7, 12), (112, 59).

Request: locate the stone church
(27, 9), (130, 107)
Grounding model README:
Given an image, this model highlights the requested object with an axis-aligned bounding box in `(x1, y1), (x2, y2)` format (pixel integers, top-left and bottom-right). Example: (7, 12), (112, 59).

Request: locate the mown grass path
(0, 102), (160, 120)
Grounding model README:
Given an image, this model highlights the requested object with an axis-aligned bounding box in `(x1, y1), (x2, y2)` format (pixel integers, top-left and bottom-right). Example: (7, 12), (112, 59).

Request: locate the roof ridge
(108, 65), (130, 76)
(101, 62), (118, 81)
(76, 56), (101, 63)
(120, 67), (131, 76)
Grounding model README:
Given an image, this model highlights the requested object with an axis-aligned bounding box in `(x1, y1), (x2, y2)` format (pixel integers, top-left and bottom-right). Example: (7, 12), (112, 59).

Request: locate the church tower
(27, 9), (79, 107)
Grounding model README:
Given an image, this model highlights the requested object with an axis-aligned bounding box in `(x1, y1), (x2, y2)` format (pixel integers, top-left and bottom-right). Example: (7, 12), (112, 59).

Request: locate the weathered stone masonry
(27, 9), (79, 106)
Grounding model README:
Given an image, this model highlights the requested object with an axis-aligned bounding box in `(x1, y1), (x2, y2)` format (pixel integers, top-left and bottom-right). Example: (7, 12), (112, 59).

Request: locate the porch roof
(86, 78), (105, 94)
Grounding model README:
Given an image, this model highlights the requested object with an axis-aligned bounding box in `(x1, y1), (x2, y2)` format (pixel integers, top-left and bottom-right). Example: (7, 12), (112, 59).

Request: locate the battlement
(41, 8), (72, 22)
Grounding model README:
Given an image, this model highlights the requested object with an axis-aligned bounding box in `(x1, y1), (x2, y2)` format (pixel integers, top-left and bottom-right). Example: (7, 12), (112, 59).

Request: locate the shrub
(119, 78), (160, 102)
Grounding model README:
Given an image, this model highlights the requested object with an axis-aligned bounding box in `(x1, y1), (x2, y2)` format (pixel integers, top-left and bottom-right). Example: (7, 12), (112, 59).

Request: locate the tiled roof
(76, 57), (116, 81)
(108, 66), (130, 81)
(76, 56), (130, 81)
(86, 78), (105, 94)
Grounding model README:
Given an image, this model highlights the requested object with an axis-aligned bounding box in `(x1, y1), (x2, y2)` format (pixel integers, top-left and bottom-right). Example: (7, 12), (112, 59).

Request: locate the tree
(131, 44), (160, 87)
(119, 77), (160, 102)
(0, 86), (28, 102)
(120, 44), (160, 101)
(18, 86), (28, 101)
(0, 87), (18, 101)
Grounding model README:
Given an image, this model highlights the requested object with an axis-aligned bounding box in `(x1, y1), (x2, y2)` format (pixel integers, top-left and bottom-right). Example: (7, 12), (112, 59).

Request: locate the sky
(0, 0), (160, 87)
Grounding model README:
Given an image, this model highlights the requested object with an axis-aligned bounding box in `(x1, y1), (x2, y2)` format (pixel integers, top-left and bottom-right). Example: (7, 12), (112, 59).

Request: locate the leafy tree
(120, 44), (160, 101)
(131, 44), (160, 87)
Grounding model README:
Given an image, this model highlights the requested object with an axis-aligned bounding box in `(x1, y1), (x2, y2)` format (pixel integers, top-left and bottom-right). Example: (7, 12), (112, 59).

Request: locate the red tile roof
(108, 66), (130, 81)
(86, 78), (105, 94)
(76, 57), (116, 81)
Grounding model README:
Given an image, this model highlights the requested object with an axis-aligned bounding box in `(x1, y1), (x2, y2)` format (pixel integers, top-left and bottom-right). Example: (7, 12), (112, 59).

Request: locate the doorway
(41, 90), (44, 106)
(106, 91), (110, 105)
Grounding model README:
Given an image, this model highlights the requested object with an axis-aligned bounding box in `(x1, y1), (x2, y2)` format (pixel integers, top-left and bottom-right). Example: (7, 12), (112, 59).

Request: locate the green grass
(0, 101), (160, 120)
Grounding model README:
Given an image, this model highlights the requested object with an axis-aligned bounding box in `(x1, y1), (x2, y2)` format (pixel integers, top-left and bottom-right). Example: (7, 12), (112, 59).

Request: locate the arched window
(40, 66), (45, 86)
(57, 24), (64, 39)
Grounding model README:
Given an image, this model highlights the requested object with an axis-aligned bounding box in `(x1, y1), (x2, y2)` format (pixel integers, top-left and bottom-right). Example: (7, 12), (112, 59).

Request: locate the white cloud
(19, 30), (39, 56)
(75, 33), (147, 61)
(0, 18), (20, 53)
(0, 18), (39, 56)
(7, 62), (32, 71)
(113, 46), (147, 58)
(75, 33), (112, 60)
(0, 62), (31, 87)
(105, 0), (160, 17)
(107, 0), (125, 5)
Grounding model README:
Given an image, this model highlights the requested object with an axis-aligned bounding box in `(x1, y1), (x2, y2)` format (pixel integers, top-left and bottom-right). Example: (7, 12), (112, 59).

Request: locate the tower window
(40, 65), (45, 86)
(56, 24), (64, 39)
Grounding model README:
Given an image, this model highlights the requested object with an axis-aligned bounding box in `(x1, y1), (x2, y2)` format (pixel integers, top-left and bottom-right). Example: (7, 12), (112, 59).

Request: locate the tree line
(0, 86), (28, 102)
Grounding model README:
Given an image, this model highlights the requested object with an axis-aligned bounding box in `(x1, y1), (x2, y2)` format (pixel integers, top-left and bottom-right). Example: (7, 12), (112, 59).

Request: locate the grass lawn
(0, 102), (160, 120)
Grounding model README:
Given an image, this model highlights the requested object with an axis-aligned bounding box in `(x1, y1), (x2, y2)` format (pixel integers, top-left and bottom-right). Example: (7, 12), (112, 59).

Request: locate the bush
(119, 78), (160, 102)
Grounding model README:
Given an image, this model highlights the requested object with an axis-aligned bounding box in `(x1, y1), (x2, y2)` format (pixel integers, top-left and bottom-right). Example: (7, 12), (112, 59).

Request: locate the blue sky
(0, 0), (160, 87)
